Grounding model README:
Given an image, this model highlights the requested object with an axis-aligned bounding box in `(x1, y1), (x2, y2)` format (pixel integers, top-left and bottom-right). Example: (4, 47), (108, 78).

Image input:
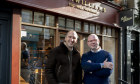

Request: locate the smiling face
(87, 34), (100, 51)
(64, 30), (78, 50)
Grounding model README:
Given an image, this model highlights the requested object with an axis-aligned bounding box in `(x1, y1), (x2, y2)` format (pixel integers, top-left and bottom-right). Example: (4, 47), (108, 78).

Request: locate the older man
(81, 34), (113, 84)
(46, 30), (82, 84)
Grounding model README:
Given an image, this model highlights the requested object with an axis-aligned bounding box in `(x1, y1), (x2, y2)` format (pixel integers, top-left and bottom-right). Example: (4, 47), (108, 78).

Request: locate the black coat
(46, 42), (82, 84)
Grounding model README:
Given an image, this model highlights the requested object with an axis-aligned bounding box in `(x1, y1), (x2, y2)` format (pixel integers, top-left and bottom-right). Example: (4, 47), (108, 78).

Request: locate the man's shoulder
(100, 50), (112, 57)
(82, 51), (91, 56)
(101, 50), (110, 53)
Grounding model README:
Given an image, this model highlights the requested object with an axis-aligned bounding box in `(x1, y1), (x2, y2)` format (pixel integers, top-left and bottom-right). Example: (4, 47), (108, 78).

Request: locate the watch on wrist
(101, 63), (104, 68)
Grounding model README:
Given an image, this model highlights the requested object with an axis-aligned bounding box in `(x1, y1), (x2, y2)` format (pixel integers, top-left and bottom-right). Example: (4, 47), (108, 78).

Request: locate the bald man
(81, 34), (113, 84)
(46, 30), (82, 84)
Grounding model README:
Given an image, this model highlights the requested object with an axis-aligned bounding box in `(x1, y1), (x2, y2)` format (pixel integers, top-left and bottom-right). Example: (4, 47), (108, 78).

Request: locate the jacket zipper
(57, 65), (61, 75)
(68, 51), (72, 84)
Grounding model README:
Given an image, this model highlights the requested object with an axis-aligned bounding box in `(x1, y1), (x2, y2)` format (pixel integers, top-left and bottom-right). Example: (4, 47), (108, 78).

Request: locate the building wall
(7, 0), (120, 26)
(4, 0), (121, 84)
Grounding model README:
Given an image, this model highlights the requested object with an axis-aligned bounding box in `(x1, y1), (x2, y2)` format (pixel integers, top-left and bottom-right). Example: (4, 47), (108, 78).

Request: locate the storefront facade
(1, 0), (122, 84)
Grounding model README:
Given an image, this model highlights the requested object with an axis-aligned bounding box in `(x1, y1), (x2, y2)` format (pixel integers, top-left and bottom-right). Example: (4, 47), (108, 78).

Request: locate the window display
(20, 25), (55, 84)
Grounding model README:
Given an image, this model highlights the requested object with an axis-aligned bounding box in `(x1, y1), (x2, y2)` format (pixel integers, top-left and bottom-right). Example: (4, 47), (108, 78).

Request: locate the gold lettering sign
(68, 0), (106, 16)
(121, 16), (133, 22)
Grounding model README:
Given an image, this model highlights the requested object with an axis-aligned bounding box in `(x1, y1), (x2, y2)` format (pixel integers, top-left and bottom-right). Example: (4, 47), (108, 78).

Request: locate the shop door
(0, 11), (11, 84)
(131, 33), (139, 84)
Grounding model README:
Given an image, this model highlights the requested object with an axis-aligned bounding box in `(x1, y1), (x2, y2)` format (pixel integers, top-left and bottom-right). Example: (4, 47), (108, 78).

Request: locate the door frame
(0, 8), (12, 84)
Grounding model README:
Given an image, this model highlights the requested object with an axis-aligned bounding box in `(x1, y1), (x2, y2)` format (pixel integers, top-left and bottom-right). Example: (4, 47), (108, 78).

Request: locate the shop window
(45, 14), (55, 27)
(107, 27), (112, 36)
(84, 22), (89, 33)
(112, 28), (115, 37)
(90, 24), (95, 33)
(66, 19), (74, 30)
(103, 37), (116, 83)
(20, 25), (55, 84)
(75, 20), (81, 32)
(34, 12), (44, 25)
(58, 17), (65, 28)
(22, 9), (33, 23)
(103, 26), (107, 35)
(83, 35), (90, 53)
(96, 25), (101, 34)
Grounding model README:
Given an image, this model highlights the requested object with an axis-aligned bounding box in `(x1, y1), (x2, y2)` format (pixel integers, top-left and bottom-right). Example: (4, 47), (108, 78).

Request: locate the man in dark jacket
(46, 30), (82, 84)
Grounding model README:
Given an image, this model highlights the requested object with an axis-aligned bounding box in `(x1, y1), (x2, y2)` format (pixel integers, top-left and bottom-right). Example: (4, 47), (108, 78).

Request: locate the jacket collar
(60, 42), (79, 54)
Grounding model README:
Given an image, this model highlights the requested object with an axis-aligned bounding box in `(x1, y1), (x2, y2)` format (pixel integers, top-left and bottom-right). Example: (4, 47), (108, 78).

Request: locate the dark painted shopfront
(119, 9), (140, 84)
(0, 0), (122, 84)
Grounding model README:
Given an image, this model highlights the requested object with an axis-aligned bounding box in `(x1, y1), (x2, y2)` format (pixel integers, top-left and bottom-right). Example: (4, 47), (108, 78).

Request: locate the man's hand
(103, 59), (113, 69)
(87, 60), (92, 63)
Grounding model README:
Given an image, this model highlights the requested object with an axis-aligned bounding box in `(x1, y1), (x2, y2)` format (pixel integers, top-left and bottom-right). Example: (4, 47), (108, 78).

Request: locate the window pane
(75, 20), (81, 32)
(112, 28), (115, 37)
(84, 22), (89, 33)
(96, 25), (101, 34)
(45, 14), (55, 27)
(103, 37), (116, 84)
(103, 26), (107, 35)
(20, 25), (55, 84)
(34, 12), (44, 25)
(90, 24), (95, 33)
(66, 19), (74, 30)
(22, 9), (32, 23)
(107, 27), (112, 36)
(58, 17), (65, 28)
(84, 35), (90, 53)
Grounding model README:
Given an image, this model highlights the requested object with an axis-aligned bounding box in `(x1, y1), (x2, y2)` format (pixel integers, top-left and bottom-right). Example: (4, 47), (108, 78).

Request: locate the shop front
(3, 0), (122, 84)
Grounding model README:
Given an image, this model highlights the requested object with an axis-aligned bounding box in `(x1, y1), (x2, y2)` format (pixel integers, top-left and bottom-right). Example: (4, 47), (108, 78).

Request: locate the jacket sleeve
(46, 50), (58, 84)
(81, 54), (101, 72)
(93, 53), (113, 77)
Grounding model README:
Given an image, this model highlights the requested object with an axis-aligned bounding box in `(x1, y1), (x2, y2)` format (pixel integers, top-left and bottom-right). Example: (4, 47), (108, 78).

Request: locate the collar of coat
(60, 42), (79, 55)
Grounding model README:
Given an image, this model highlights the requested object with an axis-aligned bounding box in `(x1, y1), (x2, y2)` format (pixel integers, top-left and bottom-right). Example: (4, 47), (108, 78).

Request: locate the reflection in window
(58, 17), (65, 28)
(84, 36), (90, 53)
(84, 22), (89, 33)
(46, 14), (55, 27)
(90, 24), (95, 33)
(20, 25), (55, 84)
(22, 9), (33, 23)
(96, 25), (101, 34)
(107, 27), (112, 36)
(60, 33), (66, 43)
(75, 20), (81, 32)
(112, 28), (115, 37)
(34, 12), (44, 25)
(103, 37), (116, 83)
(66, 19), (74, 30)
(103, 26), (107, 35)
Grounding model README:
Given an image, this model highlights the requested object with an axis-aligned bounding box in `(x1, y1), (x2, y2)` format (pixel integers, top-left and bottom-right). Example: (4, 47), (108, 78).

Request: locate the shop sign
(68, 0), (106, 16)
(119, 10), (133, 27)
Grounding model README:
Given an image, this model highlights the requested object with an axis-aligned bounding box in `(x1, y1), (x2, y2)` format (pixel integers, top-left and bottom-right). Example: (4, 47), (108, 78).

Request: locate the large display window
(20, 25), (55, 84)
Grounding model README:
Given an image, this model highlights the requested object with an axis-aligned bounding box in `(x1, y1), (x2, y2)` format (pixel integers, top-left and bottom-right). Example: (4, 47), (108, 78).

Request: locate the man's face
(87, 35), (100, 50)
(65, 31), (78, 48)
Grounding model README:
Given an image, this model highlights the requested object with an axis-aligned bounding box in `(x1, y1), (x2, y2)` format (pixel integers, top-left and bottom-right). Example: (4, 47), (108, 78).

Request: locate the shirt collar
(91, 47), (101, 53)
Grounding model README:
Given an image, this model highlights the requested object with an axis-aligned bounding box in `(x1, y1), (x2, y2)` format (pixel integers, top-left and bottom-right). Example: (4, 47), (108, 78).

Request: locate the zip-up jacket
(46, 42), (82, 84)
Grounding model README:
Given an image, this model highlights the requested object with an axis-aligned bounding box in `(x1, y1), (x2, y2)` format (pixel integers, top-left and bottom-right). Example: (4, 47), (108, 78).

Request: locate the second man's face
(65, 31), (78, 48)
(87, 35), (100, 50)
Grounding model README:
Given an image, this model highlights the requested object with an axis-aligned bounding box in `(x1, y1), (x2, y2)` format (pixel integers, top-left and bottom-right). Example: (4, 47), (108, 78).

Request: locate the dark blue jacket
(81, 50), (113, 84)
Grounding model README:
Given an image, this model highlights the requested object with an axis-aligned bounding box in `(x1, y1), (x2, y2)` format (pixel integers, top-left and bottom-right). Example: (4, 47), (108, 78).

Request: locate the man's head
(21, 42), (27, 50)
(64, 30), (78, 50)
(87, 34), (100, 51)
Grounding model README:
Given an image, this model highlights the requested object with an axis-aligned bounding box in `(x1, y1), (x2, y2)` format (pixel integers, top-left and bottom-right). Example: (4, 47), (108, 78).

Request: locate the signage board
(119, 10), (133, 27)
